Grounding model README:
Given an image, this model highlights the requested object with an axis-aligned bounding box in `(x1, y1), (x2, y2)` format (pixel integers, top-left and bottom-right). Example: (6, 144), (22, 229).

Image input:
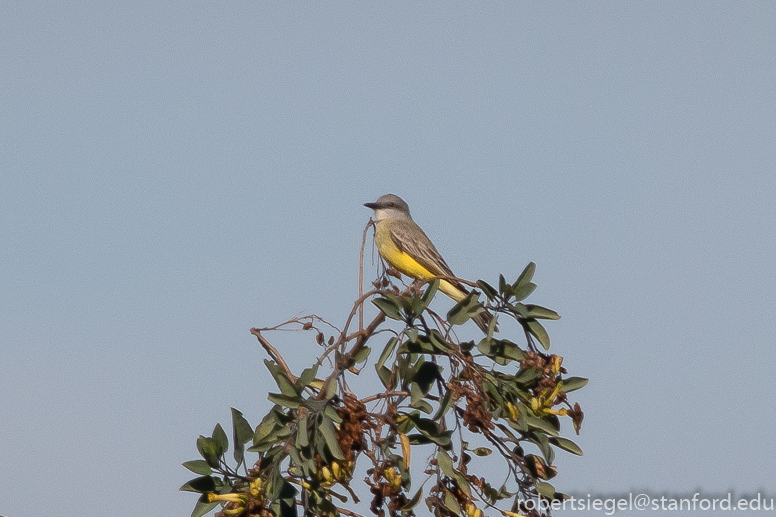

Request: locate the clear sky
(2, 3), (775, 516)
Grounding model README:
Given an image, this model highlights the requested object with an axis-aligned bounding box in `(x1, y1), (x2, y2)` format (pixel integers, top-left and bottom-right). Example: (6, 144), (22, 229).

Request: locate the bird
(364, 193), (494, 333)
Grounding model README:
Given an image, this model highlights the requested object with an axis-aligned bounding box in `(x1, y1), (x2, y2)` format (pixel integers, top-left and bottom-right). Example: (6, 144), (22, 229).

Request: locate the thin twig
(347, 311), (385, 359)
(359, 219), (374, 332)
(413, 274), (481, 290)
(250, 328), (297, 381)
(335, 505), (368, 517)
(360, 390), (411, 405)
(318, 311), (385, 394)
(253, 314), (340, 334)
(336, 288), (383, 347)
(313, 291), (382, 368)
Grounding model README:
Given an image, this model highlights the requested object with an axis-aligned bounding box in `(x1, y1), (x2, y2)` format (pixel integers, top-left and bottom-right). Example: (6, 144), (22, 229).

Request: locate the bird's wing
(388, 220), (460, 281)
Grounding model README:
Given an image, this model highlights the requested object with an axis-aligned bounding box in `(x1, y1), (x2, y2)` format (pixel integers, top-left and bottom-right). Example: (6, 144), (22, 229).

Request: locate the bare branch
(249, 328), (297, 381)
(334, 505), (368, 517)
(360, 391), (411, 405)
(413, 274), (480, 290)
(319, 310), (385, 370)
(359, 219), (375, 332)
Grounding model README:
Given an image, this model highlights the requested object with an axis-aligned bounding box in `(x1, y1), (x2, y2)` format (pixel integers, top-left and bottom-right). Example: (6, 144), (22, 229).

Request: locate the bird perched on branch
(364, 193), (494, 333)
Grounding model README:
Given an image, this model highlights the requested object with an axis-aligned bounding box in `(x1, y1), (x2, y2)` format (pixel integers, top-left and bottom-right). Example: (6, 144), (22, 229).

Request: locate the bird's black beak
(364, 202), (378, 209)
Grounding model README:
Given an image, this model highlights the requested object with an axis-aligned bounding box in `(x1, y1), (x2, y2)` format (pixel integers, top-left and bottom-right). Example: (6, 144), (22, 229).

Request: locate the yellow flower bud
(321, 466), (333, 483)
(207, 493), (246, 504)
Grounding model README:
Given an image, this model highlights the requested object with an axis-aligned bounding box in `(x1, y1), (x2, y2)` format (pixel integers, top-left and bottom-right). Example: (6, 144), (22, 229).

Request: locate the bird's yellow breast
(374, 221), (434, 279)
(373, 221), (464, 302)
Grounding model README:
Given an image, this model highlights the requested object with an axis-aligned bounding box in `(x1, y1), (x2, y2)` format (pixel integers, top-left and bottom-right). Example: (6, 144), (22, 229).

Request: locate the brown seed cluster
(336, 393), (372, 461)
(462, 392), (495, 433)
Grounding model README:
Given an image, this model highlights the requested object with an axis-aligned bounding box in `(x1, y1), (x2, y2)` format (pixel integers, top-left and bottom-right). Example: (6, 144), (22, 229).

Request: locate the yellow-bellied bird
(364, 193), (494, 333)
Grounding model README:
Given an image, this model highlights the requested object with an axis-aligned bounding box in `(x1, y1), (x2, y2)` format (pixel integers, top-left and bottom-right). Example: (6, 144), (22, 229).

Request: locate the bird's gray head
(364, 194), (412, 222)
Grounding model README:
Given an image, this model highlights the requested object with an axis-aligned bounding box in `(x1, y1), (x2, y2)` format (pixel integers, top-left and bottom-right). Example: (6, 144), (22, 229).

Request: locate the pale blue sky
(2, 3), (775, 516)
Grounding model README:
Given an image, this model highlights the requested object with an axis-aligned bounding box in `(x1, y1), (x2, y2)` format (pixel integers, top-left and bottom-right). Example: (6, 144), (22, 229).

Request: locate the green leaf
(324, 376), (337, 399)
(459, 339), (476, 353)
(376, 337), (399, 370)
(436, 449), (473, 495)
(510, 303), (528, 319)
(536, 481), (556, 499)
(477, 338), (526, 365)
(549, 436), (584, 456)
(257, 444), (284, 466)
(447, 291), (480, 326)
(373, 296), (402, 320)
(476, 280), (498, 300)
(196, 436), (222, 468)
(471, 447), (493, 457)
(190, 499), (218, 517)
(265, 359), (299, 397)
(376, 364), (395, 390)
(525, 415), (559, 437)
(432, 387), (454, 421)
(531, 432), (554, 464)
(524, 304), (561, 320)
(466, 297), (486, 318)
(499, 275), (515, 299)
(182, 460), (212, 476)
(561, 377), (589, 393)
(401, 487), (424, 511)
(352, 345), (371, 365)
(525, 319), (551, 350)
(297, 364), (319, 390)
(420, 279), (440, 309)
(514, 367), (542, 385)
(398, 354), (412, 383)
(478, 478), (508, 504)
(269, 479), (298, 517)
(412, 416), (452, 447)
(410, 398), (433, 414)
(428, 329), (454, 353)
(436, 449), (456, 478)
(400, 291), (418, 314)
(431, 431), (453, 450)
(412, 361), (441, 396)
(406, 433), (433, 445)
(501, 340), (527, 361)
(410, 381), (424, 407)
(254, 411), (281, 445)
(513, 282), (537, 302)
(402, 334), (441, 355)
(318, 416), (346, 460)
(212, 423), (228, 455)
(323, 404), (343, 424)
(180, 475), (216, 493)
(443, 488), (462, 514)
(287, 446), (307, 475)
(296, 416), (309, 448)
(498, 274), (508, 295)
(482, 380), (504, 408)
(396, 412), (417, 434)
(231, 408), (253, 446)
(514, 262), (536, 290)
(544, 414), (561, 433)
(267, 393), (302, 409)
(507, 416), (529, 433)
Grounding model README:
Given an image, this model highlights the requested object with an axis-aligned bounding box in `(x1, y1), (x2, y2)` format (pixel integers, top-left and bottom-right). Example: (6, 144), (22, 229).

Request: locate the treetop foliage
(182, 228), (586, 517)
